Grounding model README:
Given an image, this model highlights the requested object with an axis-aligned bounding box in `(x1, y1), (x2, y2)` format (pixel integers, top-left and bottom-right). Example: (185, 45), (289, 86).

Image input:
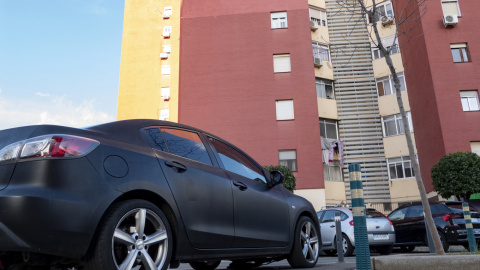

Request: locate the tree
(332, 0), (445, 255)
(431, 152), (480, 201)
(264, 165), (296, 192)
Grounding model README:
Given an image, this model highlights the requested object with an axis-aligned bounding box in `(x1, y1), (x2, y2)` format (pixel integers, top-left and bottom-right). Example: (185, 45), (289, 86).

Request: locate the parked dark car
(388, 202), (480, 252)
(444, 201), (480, 218)
(0, 119), (320, 270)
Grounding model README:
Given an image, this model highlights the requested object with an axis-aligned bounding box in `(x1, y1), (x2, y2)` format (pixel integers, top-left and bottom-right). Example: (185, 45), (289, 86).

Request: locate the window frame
(271, 11), (288, 29)
(279, 149), (297, 172)
(441, 0), (461, 17)
(371, 36), (400, 60)
(376, 72), (407, 96)
(276, 100), (295, 121)
(367, 1), (394, 24)
(323, 162), (343, 182)
(309, 6), (327, 27)
(273, 54), (291, 73)
(312, 42), (330, 62)
(315, 78), (335, 99)
(387, 156), (416, 180)
(319, 118), (338, 140)
(460, 90), (480, 111)
(382, 112), (413, 137)
(451, 43), (470, 63)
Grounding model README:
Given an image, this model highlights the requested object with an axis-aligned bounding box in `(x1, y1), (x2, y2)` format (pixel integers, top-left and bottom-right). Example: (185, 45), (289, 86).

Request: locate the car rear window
(365, 209), (384, 218)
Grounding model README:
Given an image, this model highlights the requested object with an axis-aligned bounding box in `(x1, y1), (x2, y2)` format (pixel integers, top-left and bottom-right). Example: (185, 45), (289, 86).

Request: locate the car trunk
(0, 126), (38, 190)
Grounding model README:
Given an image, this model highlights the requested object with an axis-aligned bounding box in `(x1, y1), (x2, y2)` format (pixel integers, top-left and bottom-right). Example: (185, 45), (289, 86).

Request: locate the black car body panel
(0, 119), (320, 266)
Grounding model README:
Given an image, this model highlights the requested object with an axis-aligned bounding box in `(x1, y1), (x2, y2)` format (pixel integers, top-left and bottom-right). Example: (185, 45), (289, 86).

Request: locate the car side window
(208, 137), (266, 184)
(407, 205), (424, 217)
(144, 128), (168, 151)
(389, 208), (408, 220)
(160, 128), (213, 165)
(320, 210), (336, 223)
(431, 204), (451, 215)
(340, 211), (349, 221)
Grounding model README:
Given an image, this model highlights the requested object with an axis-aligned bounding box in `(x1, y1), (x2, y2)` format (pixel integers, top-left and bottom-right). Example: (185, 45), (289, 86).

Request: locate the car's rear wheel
(85, 200), (172, 270)
(189, 260), (221, 270)
(338, 234), (354, 257)
(287, 216), (319, 268)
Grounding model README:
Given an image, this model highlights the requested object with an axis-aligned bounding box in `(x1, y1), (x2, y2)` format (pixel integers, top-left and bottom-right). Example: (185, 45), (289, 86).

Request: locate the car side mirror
(270, 170), (285, 186)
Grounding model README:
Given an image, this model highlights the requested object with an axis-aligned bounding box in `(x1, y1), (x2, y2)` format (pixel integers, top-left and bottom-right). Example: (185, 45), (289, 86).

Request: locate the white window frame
(161, 87), (170, 100)
(279, 150), (297, 171)
(376, 72), (407, 96)
(460, 91), (480, 111)
(309, 6), (327, 27)
(161, 65), (171, 75)
(316, 78), (335, 99)
(276, 100), (294, 120)
(312, 42), (330, 61)
(441, 0), (461, 17)
(382, 112), (413, 137)
(367, 1), (394, 24)
(372, 35), (399, 60)
(451, 43), (470, 63)
(387, 156), (415, 180)
(271, 11), (288, 29)
(163, 45), (171, 53)
(324, 162), (342, 182)
(273, 54), (291, 73)
(319, 118), (338, 140)
(164, 6), (173, 16)
(471, 142), (480, 156)
(159, 109), (169, 121)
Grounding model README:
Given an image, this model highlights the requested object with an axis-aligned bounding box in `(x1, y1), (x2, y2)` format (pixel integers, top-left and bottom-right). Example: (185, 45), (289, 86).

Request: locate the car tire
(189, 260), (221, 270)
(400, 245), (415, 253)
(375, 245), (394, 255)
(438, 231), (450, 252)
(287, 216), (319, 268)
(337, 234), (354, 257)
(85, 200), (172, 270)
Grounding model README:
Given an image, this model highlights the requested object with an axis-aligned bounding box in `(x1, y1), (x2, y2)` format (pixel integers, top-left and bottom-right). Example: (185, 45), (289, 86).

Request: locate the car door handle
(233, 181), (248, 191)
(164, 161), (187, 171)
(330, 225), (336, 228)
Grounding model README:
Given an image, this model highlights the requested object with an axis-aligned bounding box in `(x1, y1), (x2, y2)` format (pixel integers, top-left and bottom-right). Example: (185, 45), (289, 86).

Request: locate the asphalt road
(171, 245), (469, 270)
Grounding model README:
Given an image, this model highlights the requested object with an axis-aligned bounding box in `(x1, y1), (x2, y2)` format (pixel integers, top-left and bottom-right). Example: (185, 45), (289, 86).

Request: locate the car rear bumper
(367, 231), (396, 246)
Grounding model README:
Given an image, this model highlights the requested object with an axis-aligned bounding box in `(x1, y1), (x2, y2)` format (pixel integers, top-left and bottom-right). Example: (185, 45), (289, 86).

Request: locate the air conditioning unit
(163, 32), (170, 38)
(160, 53), (168, 59)
(314, 57), (323, 67)
(381, 15), (394, 26)
(163, 13), (170, 19)
(310, 20), (318, 31)
(443, 14), (458, 27)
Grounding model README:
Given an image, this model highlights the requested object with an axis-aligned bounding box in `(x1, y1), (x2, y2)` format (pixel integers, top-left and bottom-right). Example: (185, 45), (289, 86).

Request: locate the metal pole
(425, 217), (436, 253)
(463, 202), (477, 252)
(335, 212), (344, 263)
(349, 163), (371, 270)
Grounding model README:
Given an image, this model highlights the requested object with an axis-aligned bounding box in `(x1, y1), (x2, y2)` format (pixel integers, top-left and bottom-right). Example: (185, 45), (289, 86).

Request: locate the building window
(471, 142), (480, 156)
(161, 87), (170, 100)
(312, 42), (330, 61)
(387, 156), (415, 180)
(319, 119), (338, 140)
(382, 112), (413, 137)
(368, 1), (394, 23)
(164, 6), (173, 16)
(372, 36), (399, 60)
(271, 12), (288, 29)
(279, 150), (297, 171)
(460, 91), (480, 111)
(376, 72), (407, 96)
(451, 43), (470, 63)
(159, 109), (169, 121)
(273, 54), (291, 73)
(316, 78), (334, 99)
(442, 0), (461, 17)
(161, 65), (171, 75)
(324, 162), (342, 182)
(163, 45), (171, 53)
(276, 100), (294, 120)
(163, 26), (172, 37)
(309, 7), (327, 27)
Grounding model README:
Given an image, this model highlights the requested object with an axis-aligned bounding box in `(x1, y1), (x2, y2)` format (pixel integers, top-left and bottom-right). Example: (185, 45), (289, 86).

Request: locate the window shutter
(276, 100), (294, 120)
(279, 150), (296, 160)
(273, 54), (291, 73)
(442, 1), (460, 16)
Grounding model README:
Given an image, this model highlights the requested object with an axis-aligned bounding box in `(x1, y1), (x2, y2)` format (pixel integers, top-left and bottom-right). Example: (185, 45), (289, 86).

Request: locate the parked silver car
(317, 207), (395, 256)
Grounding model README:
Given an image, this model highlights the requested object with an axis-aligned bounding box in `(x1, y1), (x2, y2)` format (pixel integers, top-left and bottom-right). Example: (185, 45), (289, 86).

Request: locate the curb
(371, 253), (480, 270)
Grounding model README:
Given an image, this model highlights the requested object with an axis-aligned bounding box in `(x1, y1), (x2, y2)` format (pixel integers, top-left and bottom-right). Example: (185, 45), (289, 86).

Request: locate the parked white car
(317, 207), (395, 256)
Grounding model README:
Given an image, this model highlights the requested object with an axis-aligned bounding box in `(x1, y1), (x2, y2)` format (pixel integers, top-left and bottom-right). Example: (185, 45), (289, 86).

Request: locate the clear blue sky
(0, 0), (125, 129)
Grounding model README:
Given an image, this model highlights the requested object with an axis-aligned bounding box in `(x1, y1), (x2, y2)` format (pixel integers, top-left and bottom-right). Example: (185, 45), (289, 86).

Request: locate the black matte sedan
(0, 119), (320, 270)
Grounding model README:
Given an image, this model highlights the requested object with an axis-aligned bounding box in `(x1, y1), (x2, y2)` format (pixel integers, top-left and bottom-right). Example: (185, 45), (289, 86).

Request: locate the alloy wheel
(300, 220), (319, 263)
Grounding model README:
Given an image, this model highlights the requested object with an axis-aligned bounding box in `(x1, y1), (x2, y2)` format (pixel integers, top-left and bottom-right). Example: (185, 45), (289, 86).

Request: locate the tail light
(349, 220), (354, 226)
(0, 135), (99, 164)
(442, 214), (460, 222)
